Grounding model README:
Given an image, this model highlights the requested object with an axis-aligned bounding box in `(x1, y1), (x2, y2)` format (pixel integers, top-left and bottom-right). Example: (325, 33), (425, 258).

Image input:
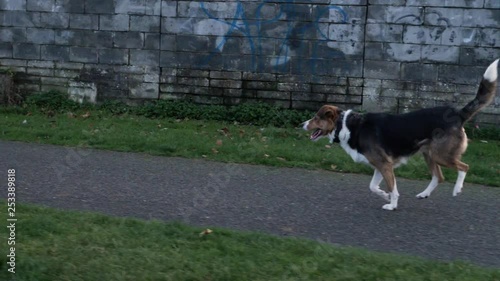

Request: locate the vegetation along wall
(0, 0), (499, 125)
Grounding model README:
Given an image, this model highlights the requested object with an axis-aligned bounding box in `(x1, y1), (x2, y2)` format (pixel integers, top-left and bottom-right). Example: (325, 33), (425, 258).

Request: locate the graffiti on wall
(198, 0), (349, 75)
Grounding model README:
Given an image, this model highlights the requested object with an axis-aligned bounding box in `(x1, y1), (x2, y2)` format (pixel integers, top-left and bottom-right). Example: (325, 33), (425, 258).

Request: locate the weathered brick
(1, 11), (40, 27)
(278, 83), (311, 92)
(161, 0), (177, 17)
(312, 84), (346, 94)
(129, 83), (159, 99)
(424, 8), (464, 27)
(329, 24), (364, 42)
(69, 14), (98, 30)
(327, 94), (362, 104)
(160, 34), (175, 51)
(41, 77), (69, 85)
(41, 45), (70, 61)
(368, 6), (423, 25)
(162, 17), (192, 34)
(438, 64), (483, 84)
(369, 0), (405, 5)
(13, 43), (39, 59)
(55, 62), (83, 70)
(27, 0), (54, 12)
(177, 77), (209, 87)
(85, 0), (115, 14)
(27, 28), (54, 44)
(0, 43), (12, 58)
(408, 0), (484, 8)
(144, 33), (160, 50)
(480, 29), (500, 47)
(365, 24), (403, 42)
(210, 71), (241, 80)
(0, 0), (26, 10)
(130, 50), (159, 66)
(39, 12), (69, 28)
(0, 27), (27, 42)
(177, 69), (208, 78)
(460, 47), (500, 66)
(98, 48), (128, 65)
(463, 9), (500, 28)
(243, 72), (276, 81)
(176, 35), (208, 52)
(484, 0), (500, 8)
(210, 79), (242, 89)
(329, 0), (367, 4)
(27, 67), (53, 76)
(364, 60), (400, 79)
(292, 92), (326, 102)
(256, 91), (289, 100)
(70, 47), (98, 63)
(402, 63), (438, 82)
(130, 15), (160, 32)
(55, 30), (113, 48)
(422, 45), (459, 63)
(403, 26), (444, 45)
(113, 31), (142, 49)
(99, 15), (129, 31)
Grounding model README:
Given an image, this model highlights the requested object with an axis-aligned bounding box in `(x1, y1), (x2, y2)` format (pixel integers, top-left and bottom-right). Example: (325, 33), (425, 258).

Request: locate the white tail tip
(483, 59), (499, 83)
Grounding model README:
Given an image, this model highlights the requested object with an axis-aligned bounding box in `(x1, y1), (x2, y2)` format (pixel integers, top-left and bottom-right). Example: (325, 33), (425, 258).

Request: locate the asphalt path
(1, 140), (499, 267)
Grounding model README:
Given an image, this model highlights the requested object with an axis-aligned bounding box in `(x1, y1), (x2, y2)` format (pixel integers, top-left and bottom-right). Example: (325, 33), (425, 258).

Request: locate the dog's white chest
(338, 110), (370, 165)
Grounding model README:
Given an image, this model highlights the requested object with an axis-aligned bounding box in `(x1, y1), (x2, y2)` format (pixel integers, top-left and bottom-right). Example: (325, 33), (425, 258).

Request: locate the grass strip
(1, 110), (499, 187)
(0, 203), (498, 281)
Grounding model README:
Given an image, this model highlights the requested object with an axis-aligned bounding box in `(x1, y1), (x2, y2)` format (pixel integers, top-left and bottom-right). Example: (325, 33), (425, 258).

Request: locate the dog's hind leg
(370, 169), (390, 202)
(452, 161), (469, 196)
(416, 153), (444, 199)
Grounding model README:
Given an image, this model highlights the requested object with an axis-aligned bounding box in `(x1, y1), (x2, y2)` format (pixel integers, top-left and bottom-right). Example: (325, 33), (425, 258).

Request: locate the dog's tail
(459, 59), (498, 124)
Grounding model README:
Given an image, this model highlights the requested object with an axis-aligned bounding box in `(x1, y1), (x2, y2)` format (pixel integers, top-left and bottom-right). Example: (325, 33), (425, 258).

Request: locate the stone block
(130, 15), (160, 32)
(40, 12), (69, 28)
(365, 24), (403, 42)
(368, 6), (423, 25)
(69, 81), (97, 103)
(99, 14), (129, 31)
(144, 33), (160, 49)
(460, 47), (500, 66)
(424, 8), (464, 27)
(162, 0), (176, 17)
(160, 34), (175, 51)
(13, 43), (39, 59)
(99, 48), (128, 65)
(463, 9), (500, 28)
(130, 50), (159, 66)
(0, 0), (26, 11)
(70, 47), (98, 63)
(0, 43), (12, 58)
(1, 11), (40, 27)
(438, 64), (483, 84)
(41, 45), (70, 61)
(26, 0), (53, 12)
(85, 0), (115, 14)
(114, 32), (143, 48)
(130, 83), (159, 99)
(0, 27), (27, 42)
(27, 28), (54, 44)
(69, 14), (99, 30)
(401, 63), (438, 82)
(364, 60), (400, 79)
(422, 45), (459, 63)
(329, 24), (364, 42)
(403, 26), (444, 45)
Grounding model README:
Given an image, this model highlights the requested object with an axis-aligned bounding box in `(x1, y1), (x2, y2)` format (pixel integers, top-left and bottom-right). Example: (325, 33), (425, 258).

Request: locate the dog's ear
(324, 106), (340, 121)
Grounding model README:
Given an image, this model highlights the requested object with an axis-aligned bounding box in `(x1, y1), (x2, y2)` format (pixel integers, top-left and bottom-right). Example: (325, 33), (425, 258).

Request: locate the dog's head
(301, 105), (342, 141)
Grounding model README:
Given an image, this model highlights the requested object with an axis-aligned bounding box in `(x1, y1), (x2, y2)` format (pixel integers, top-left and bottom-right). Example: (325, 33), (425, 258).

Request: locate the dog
(301, 59), (498, 210)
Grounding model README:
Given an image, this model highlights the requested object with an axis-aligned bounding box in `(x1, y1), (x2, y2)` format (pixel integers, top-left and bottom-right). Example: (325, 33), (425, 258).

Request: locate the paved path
(1, 140), (499, 267)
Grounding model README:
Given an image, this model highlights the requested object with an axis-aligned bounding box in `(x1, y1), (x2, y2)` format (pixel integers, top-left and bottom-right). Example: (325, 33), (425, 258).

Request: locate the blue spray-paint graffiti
(198, 1), (348, 75)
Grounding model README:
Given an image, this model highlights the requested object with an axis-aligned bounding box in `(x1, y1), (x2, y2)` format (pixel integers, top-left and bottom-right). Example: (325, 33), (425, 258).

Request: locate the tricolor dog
(302, 59), (498, 210)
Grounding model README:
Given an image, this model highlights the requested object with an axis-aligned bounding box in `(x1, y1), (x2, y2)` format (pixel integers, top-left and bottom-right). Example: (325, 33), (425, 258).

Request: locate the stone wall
(0, 0), (499, 125)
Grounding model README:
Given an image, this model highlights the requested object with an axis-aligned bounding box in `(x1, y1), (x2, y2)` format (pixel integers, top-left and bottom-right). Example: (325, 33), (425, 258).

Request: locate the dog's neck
(329, 110), (362, 143)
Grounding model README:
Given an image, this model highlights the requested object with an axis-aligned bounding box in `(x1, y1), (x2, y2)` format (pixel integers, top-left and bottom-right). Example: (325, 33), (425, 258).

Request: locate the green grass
(0, 110), (500, 186)
(0, 203), (498, 281)
(1, 109), (499, 186)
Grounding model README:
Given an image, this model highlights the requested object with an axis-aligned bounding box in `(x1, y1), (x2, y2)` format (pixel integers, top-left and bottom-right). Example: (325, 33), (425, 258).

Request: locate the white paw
(416, 191), (430, 199)
(453, 188), (462, 197)
(382, 204), (397, 211)
(381, 193), (390, 202)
